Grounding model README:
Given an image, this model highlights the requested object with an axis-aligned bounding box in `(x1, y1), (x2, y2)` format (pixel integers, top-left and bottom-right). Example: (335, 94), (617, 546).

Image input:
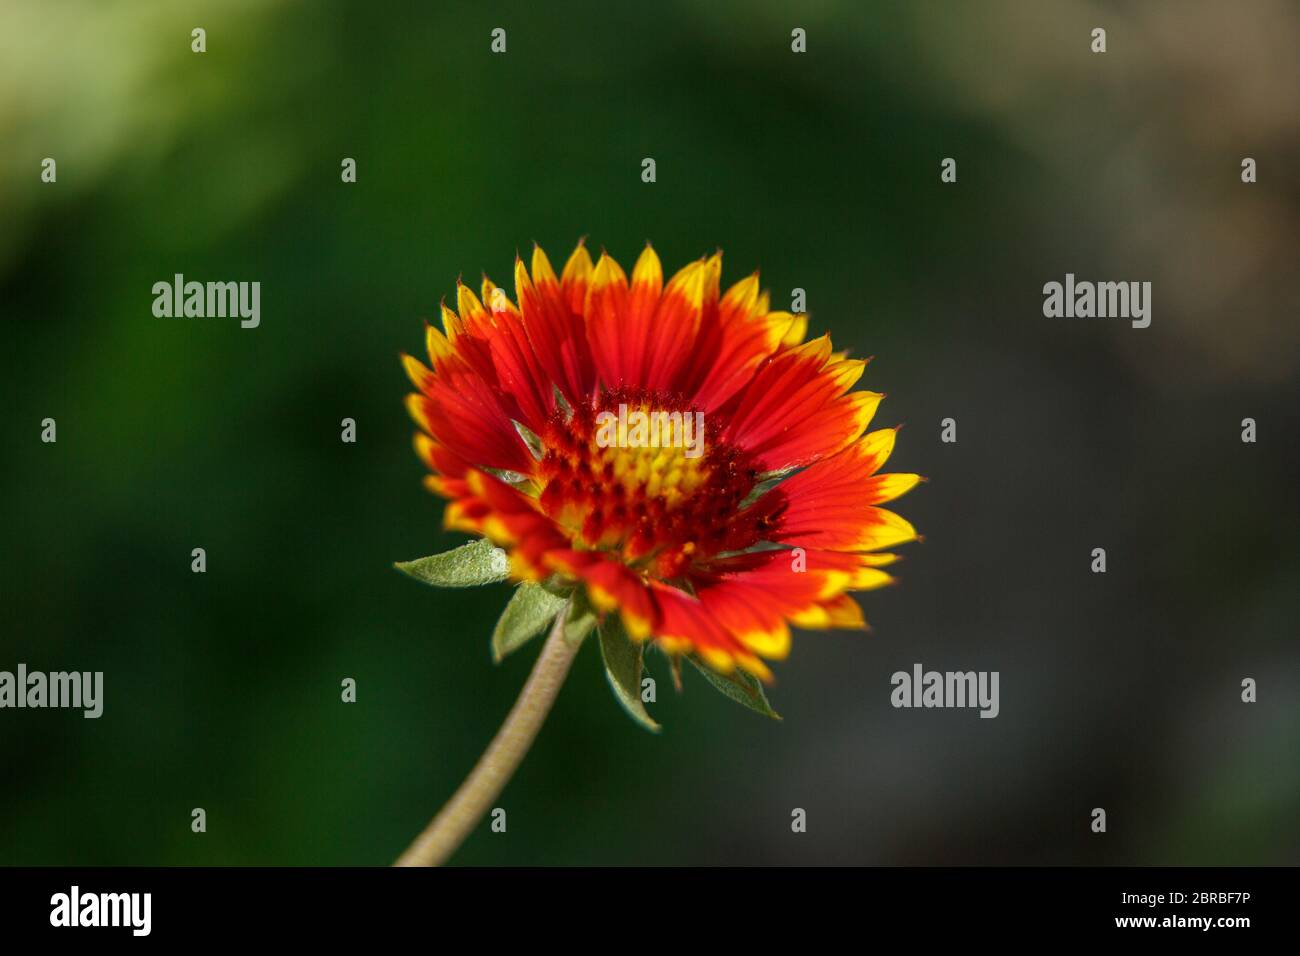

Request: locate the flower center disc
(535, 388), (767, 579)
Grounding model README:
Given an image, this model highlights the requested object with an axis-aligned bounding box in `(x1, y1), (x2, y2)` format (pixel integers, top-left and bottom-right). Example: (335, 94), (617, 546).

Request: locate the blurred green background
(2, 0), (1297, 865)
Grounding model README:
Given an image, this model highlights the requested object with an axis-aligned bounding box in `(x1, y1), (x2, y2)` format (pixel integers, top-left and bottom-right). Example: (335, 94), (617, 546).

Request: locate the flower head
(403, 242), (920, 682)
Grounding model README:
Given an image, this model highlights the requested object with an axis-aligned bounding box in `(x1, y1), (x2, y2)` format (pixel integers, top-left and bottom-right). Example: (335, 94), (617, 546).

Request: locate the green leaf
(686, 657), (782, 720)
(491, 583), (567, 663)
(563, 588), (598, 646)
(597, 614), (660, 733)
(394, 538), (508, 588)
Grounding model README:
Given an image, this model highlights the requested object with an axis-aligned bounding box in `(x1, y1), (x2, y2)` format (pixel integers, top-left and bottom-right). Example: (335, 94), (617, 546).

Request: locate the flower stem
(394, 603), (580, 867)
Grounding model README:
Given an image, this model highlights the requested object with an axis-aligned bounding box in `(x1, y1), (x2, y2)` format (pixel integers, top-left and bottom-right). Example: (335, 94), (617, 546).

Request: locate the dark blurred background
(1, 0), (1297, 865)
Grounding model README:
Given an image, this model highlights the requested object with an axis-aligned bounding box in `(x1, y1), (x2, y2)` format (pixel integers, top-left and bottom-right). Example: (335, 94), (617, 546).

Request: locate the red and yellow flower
(403, 242), (920, 682)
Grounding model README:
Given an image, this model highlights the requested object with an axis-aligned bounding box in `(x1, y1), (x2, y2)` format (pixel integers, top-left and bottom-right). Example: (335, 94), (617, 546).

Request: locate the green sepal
(563, 587), (598, 646)
(539, 574), (575, 598)
(686, 656), (782, 720)
(491, 583), (568, 663)
(596, 614), (660, 733)
(394, 538), (508, 588)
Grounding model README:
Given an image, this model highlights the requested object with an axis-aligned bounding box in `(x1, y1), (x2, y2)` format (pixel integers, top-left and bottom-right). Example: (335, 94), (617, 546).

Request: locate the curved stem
(394, 604), (579, 867)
